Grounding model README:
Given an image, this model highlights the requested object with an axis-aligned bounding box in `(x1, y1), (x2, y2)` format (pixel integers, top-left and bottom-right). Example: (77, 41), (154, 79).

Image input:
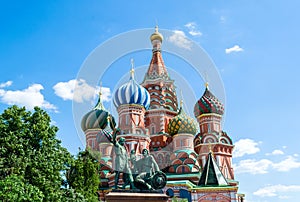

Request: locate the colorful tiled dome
(81, 93), (116, 132)
(194, 85), (224, 117)
(167, 104), (197, 136)
(113, 68), (150, 109)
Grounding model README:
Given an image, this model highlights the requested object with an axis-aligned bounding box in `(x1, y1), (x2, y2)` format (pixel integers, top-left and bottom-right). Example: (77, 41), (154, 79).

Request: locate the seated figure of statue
(134, 149), (166, 190)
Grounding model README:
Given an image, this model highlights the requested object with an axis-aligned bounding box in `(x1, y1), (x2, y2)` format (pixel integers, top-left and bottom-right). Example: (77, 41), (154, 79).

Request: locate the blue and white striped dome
(113, 69), (150, 109)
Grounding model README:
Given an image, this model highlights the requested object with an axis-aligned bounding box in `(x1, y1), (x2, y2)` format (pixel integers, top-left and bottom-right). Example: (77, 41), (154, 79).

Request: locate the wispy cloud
(0, 81), (13, 88)
(225, 45), (244, 54)
(184, 22), (202, 36)
(168, 30), (193, 50)
(233, 138), (260, 157)
(53, 79), (111, 103)
(254, 184), (300, 198)
(266, 149), (284, 156)
(234, 155), (300, 174)
(220, 16), (226, 24)
(272, 155), (300, 171)
(234, 159), (272, 174)
(0, 83), (57, 112)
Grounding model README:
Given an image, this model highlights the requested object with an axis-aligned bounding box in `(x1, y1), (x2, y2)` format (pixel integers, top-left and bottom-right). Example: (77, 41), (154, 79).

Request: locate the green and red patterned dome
(194, 85), (224, 117)
(81, 93), (116, 132)
(167, 103), (197, 136)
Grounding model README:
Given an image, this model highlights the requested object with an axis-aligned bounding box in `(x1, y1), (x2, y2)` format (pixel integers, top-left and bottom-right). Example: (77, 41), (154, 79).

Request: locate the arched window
(166, 154), (170, 164)
(157, 154), (163, 164)
(151, 125), (156, 134)
(91, 139), (95, 148)
(126, 115), (129, 125)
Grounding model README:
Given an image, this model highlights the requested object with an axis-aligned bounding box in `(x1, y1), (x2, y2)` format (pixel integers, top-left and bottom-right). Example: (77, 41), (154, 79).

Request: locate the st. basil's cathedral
(81, 27), (245, 202)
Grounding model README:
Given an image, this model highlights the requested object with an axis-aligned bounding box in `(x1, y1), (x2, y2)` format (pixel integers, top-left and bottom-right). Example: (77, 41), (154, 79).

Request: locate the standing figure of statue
(112, 128), (134, 189)
(135, 148), (166, 190)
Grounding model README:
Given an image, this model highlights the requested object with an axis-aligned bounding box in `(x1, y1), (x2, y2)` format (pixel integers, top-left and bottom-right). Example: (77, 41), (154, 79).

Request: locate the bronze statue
(103, 115), (166, 190)
(134, 149), (167, 190)
(112, 132), (134, 189)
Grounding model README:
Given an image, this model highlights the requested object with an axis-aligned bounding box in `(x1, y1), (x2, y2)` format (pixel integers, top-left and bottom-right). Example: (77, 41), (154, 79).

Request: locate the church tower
(142, 26), (179, 135)
(193, 83), (235, 180)
(113, 65), (151, 157)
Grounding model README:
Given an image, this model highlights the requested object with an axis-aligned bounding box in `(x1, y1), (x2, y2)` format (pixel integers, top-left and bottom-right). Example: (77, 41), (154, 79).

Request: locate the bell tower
(142, 26), (179, 135)
(194, 83), (235, 180)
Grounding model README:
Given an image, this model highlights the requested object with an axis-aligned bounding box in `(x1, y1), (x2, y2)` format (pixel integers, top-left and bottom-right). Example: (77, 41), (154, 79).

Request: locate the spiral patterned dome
(167, 105), (197, 136)
(113, 68), (150, 109)
(81, 93), (116, 132)
(194, 86), (224, 117)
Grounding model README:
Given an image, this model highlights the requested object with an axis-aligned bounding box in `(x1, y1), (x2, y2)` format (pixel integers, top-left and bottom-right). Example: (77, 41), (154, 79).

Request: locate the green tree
(67, 148), (100, 202)
(0, 105), (73, 201)
(0, 175), (44, 201)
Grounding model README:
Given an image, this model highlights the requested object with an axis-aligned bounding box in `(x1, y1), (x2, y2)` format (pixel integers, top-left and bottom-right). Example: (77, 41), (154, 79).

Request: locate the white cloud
(185, 22), (202, 36)
(220, 16), (226, 23)
(53, 79), (111, 103)
(272, 156), (300, 172)
(234, 155), (300, 175)
(271, 149), (284, 155)
(233, 138), (260, 157)
(0, 81), (13, 88)
(233, 159), (273, 175)
(266, 149), (284, 156)
(0, 83), (57, 112)
(254, 184), (300, 197)
(168, 30), (192, 50)
(225, 45), (244, 54)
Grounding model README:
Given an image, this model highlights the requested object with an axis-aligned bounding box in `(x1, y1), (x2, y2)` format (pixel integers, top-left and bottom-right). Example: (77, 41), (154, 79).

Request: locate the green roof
(198, 152), (228, 186)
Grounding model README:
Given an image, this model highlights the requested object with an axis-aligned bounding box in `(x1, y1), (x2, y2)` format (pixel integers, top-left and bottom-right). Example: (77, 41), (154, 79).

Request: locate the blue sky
(1, 1), (300, 201)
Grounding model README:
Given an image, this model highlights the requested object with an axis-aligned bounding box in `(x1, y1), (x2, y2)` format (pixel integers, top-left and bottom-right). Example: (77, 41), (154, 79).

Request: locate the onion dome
(113, 63), (150, 109)
(194, 83), (224, 117)
(150, 26), (163, 42)
(167, 101), (197, 136)
(81, 90), (116, 132)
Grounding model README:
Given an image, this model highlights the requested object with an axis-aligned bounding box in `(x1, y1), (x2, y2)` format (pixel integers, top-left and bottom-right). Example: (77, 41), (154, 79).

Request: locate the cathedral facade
(81, 27), (245, 202)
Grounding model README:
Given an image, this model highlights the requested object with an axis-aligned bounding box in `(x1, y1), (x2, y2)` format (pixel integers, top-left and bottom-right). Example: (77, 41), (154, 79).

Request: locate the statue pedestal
(106, 190), (169, 202)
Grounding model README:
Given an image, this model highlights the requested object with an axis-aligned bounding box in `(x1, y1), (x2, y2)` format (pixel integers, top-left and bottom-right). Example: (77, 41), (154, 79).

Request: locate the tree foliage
(0, 105), (80, 201)
(67, 148), (100, 202)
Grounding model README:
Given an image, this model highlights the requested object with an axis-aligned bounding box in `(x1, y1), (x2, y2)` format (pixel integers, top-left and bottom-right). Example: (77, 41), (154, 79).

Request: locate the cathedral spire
(198, 152), (228, 186)
(144, 26), (169, 80)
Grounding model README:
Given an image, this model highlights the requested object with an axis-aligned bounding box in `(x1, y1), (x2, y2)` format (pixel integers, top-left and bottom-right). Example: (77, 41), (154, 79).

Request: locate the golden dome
(150, 26), (163, 42)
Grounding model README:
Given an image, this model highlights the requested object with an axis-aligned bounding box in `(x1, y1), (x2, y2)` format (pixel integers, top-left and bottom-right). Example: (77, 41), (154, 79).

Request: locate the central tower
(141, 26), (179, 136)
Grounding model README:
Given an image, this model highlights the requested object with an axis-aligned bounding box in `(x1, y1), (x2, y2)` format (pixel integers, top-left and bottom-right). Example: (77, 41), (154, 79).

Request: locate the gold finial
(180, 99), (183, 108)
(155, 25), (158, 33)
(130, 59), (135, 79)
(208, 143), (214, 157)
(205, 82), (209, 89)
(204, 70), (209, 90)
(99, 81), (103, 97)
(180, 89), (183, 107)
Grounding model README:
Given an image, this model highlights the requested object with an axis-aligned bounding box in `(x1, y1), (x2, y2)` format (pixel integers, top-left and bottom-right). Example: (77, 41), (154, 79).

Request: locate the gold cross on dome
(130, 59), (135, 79)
